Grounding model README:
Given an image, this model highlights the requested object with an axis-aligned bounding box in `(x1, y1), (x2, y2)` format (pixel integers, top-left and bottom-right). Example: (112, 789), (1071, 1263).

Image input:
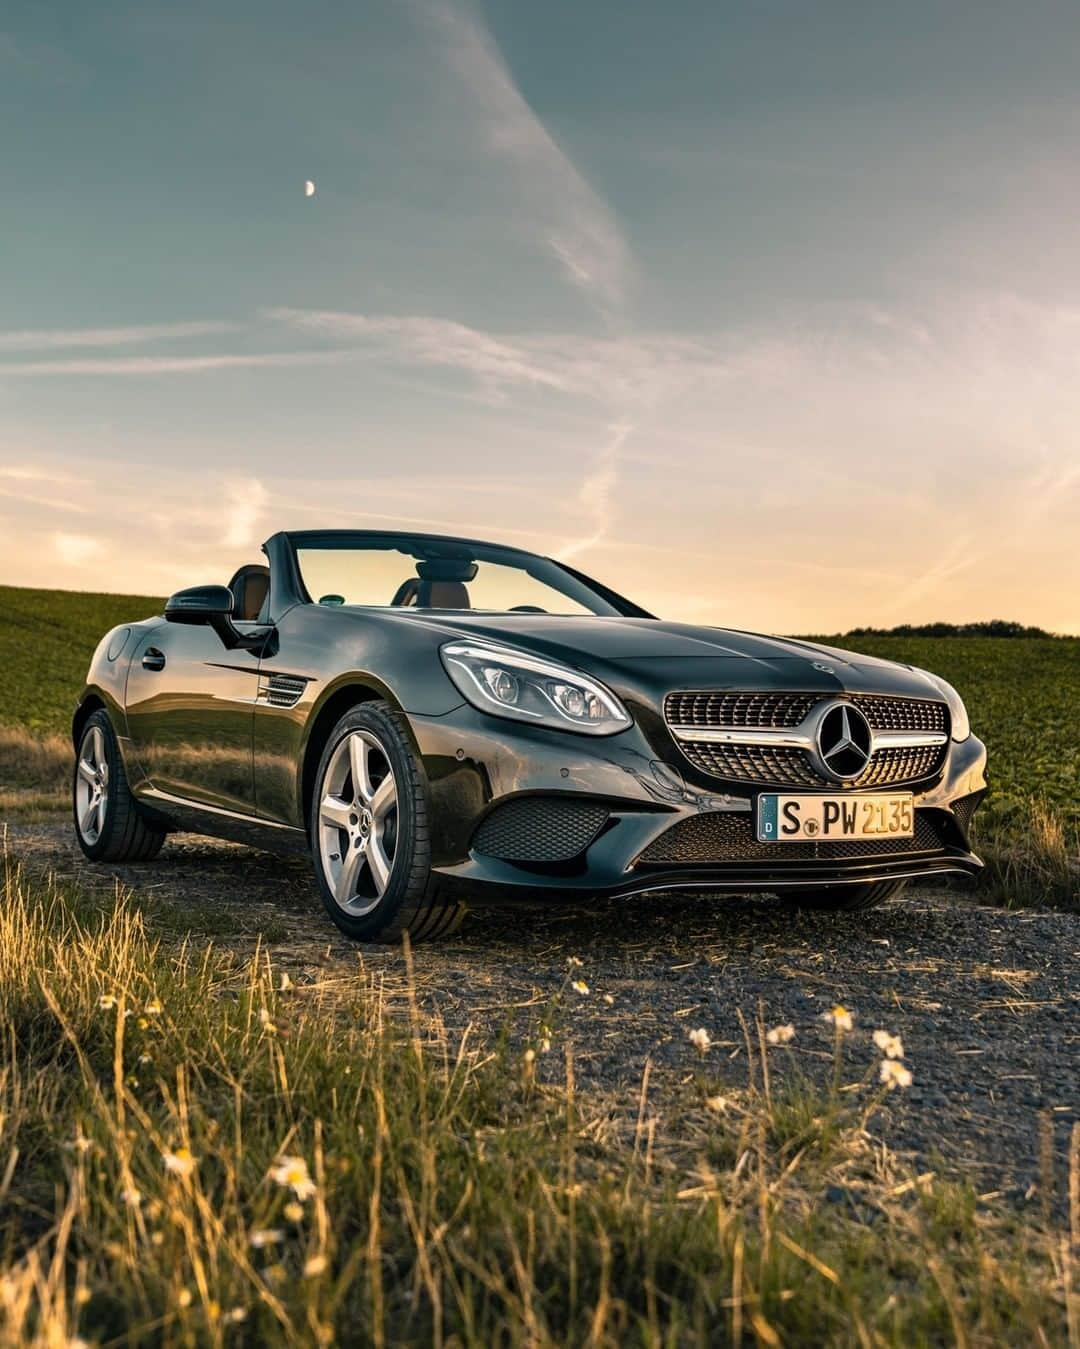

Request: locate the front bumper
(408, 705), (987, 905)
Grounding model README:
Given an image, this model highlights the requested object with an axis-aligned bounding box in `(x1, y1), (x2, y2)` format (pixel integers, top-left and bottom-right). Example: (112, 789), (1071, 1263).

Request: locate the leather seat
(391, 577), (471, 608)
(417, 579), (470, 608)
(228, 564), (270, 621)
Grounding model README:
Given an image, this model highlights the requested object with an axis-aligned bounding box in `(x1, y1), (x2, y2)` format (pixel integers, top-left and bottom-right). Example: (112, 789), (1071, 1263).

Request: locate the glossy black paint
(75, 529), (988, 902)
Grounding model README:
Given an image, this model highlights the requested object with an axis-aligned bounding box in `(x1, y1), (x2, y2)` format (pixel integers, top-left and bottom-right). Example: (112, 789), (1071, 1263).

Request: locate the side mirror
(165, 585), (269, 652)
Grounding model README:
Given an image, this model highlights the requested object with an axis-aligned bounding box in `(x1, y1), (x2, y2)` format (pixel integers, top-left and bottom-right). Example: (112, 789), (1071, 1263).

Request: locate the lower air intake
(471, 797), (609, 864)
(637, 811), (945, 866)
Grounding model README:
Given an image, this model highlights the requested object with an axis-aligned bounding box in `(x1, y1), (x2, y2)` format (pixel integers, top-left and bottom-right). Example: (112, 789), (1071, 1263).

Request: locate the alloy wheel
(76, 725), (110, 845)
(318, 730), (398, 915)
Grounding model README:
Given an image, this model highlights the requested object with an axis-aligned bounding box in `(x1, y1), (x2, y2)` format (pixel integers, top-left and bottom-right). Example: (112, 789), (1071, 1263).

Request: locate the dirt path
(8, 822), (1078, 1211)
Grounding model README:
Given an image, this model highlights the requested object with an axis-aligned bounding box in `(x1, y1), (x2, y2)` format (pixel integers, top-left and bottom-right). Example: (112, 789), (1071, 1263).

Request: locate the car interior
(227, 564), (271, 622)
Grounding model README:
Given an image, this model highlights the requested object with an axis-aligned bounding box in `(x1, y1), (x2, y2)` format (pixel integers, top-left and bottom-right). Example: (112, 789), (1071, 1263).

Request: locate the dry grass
(0, 855), (1075, 1346)
(974, 799), (1080, 912)
(0, 725), (69, 820)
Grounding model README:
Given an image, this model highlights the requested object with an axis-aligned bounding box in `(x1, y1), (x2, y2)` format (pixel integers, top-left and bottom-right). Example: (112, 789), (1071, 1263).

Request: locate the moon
(304, 180), (315, 198)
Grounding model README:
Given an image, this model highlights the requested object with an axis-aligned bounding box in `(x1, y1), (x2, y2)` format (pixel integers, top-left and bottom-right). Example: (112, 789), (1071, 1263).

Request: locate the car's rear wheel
(73, 710), (167, 862)
(310, 702), (466, 942)
(784, 879), (907, 912)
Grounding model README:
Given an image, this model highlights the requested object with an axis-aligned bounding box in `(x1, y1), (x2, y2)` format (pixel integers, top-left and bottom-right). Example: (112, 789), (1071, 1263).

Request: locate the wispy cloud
(558, 421), (633, 561)
(265, 308), (569, 392)
(0, 320), (239, 353)
(417, 1), (631, 312)
(223, 477), (269, 549)
(0, 350), (357, 378)
(52, 531), (106, 566)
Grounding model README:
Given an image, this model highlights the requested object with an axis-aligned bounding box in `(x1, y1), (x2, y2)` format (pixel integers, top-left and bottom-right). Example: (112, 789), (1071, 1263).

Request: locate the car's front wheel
(73, 710), (167, 862)
(784, 879), (907, 912)
(310, 702), (466, 942)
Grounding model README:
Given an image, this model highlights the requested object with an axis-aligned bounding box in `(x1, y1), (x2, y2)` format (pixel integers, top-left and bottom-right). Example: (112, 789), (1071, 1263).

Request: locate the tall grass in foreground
(1, 860), (1075, 1346)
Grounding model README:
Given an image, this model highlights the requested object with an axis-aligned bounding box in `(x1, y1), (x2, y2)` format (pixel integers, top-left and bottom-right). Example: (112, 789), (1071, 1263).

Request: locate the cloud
(265, 308), (570, 392)
(0, 350), (357, 378)
(558, 421), (633, 562)
(223, 478), (269, 549)
(417, 1), (631, 311)
(53, 532), (105, 565)
(0, 464), (85, 484)
(0, 320), (239, 353)
(267, 307), (776, 406)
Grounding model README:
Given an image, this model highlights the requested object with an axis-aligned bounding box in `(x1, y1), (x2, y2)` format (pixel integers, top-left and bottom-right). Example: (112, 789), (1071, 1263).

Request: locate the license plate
(757, 793), (914, 842)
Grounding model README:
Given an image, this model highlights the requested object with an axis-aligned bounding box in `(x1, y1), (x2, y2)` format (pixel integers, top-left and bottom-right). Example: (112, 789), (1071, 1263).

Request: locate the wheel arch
(300, 678), (413, 838)
(72, 692), (107, 748)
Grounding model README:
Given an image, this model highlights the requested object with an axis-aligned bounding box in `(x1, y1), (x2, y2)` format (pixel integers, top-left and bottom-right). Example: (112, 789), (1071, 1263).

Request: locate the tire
(784, 879), (907, 913)
(73, 710), (167, 862)
(310, 702), (466, 943)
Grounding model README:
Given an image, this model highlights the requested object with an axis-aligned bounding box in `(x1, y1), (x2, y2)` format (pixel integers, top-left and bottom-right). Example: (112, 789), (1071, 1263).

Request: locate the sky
(1, 0), (1078, 634)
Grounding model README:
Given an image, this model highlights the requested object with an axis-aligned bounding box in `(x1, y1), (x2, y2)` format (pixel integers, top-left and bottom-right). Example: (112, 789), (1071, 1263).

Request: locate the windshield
(290, 533), (626, 617)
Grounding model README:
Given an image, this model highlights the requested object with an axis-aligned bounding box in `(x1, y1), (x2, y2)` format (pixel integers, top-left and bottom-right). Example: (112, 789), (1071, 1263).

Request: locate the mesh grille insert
(638, 811), (945, 866)
(471, 797), (609, 864)
(665, 690), (949, 788)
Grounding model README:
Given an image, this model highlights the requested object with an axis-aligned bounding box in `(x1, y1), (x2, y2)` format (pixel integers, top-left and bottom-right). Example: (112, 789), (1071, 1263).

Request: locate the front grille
(665, 692), (818, 729)
(682, 744), (822, 788)
(471, 797), (608, 864)
(637, 811), (945, 866)
(852, 695), (948, 735)
(665, 690), (949, 788)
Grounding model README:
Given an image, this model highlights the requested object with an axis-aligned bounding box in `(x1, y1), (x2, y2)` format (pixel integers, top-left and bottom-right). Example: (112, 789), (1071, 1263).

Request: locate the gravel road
(8, 822), (1078, 1212)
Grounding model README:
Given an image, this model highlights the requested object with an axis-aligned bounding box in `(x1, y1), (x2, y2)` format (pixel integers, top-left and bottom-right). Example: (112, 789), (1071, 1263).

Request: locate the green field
(0, 584), (164, 736)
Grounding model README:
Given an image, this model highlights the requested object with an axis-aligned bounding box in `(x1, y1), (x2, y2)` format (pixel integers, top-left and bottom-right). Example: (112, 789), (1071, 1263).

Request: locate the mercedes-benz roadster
(73, 530), (986, 941)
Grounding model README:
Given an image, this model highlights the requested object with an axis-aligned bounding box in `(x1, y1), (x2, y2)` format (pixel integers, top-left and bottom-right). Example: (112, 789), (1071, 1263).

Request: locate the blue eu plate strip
(758, 794), (778, 840)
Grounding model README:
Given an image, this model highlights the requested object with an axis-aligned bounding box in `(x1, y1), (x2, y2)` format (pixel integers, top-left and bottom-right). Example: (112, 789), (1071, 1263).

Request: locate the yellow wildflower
(271, 1155), (316, 1201)
(824, 1005), (854, 1032)
(162, 1146), (197, 1178)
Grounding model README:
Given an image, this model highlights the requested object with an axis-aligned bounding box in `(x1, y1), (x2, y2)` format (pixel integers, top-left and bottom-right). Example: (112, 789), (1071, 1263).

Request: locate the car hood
(387, 612), (941, 700)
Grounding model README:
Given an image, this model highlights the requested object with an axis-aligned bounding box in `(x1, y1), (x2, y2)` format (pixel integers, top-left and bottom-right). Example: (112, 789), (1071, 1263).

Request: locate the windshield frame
(280, 529), (655, 619)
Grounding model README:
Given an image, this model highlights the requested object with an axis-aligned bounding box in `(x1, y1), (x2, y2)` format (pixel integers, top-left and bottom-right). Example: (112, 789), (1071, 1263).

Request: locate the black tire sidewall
(310, 703), (430, 940)
(784, 880), (907, 912)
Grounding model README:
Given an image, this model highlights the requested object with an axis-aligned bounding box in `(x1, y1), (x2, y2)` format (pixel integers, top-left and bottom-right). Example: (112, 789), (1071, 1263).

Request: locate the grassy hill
(0, 584), (164, 736)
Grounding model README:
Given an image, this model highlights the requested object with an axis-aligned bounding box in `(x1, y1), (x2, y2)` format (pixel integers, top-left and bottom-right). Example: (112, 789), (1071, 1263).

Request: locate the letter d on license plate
(757, 793), (914, 842)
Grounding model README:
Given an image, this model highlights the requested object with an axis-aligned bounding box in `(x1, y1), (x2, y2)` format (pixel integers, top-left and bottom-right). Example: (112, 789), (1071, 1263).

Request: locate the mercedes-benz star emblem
(815, 701), (873, 782)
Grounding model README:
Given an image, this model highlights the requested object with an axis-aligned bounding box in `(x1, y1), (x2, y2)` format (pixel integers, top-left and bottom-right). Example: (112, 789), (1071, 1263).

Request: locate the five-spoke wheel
(73, 710), (166, 862)
(75, 723), (110, 846)
(317, 729), (399, 916)
(310, 701), (466, 942)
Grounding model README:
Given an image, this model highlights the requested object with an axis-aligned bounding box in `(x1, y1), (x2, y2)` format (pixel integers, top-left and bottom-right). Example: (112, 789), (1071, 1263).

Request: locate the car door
(124, 621), (260, 815)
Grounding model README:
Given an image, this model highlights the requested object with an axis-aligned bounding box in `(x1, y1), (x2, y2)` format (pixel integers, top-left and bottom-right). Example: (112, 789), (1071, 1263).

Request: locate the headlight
(440, 642), (632, 736)
(915, 668), (970, 742)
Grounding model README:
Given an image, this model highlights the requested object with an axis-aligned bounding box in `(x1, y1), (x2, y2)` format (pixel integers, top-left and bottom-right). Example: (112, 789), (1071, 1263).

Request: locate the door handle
(142, 648), (166, 672)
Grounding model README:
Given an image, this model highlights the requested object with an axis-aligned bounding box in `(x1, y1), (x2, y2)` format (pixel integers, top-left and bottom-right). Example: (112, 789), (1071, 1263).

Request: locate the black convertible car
(74, 530), (986, 941)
